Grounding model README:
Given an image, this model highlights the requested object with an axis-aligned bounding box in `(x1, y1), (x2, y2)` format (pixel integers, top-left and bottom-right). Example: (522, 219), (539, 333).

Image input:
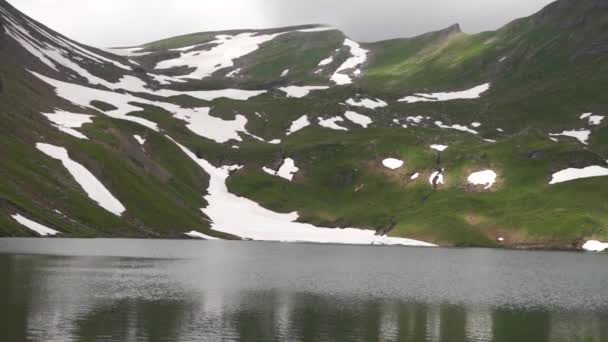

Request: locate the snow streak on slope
(287, 115), (310, 135)
(170, 137), (435, 246)
(399, 83), (491, 103)
(346, 98), (387, 109)
(435, 121), (479, 135)
(11, 214), (60, 236)
(184, 230), (220, 240)
(318, 117), (348, 131)
(36, 143), (126, 216)
(42, 110), (93, 140)
(331, 39), (368, 85)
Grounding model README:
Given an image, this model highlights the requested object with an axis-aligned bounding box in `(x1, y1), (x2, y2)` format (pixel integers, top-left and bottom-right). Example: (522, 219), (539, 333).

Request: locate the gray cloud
(8, 0), (554, 47)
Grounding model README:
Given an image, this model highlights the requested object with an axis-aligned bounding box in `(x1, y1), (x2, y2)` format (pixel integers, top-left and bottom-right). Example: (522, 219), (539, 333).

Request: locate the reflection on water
(0, 239), (607, 342)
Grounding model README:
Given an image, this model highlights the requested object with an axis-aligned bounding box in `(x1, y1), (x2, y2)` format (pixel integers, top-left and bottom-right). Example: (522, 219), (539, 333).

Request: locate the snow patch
(287, 115), (310, 135)
(435, 121), (479, 135)
(331, 39), (368, 85)
(549, 166), (608, 184)
(467, 170), (497, 190)
(344, 111), (372, 128)
(582, 240), (608, 252)
(549, 130), (591, 145)
(11, 214), (60, 236)
(382, 158), (404, 170)
(36, 143), (126, 216)
(346, 98), (388, 109)
(103, 47), (151, 57)
(580, 113), (604, 126)
(471, 122), (482, 128)
(184, 230), (219, 240)
(318, 117), (348, 131)
(280, 69), (289, 77)
(170, 137), (435, 246)
(399, 83), (491, 103)
(430, 144), (448, 152)
(318, 56), (334, 66)
(279, 86), (329, 98)
(410, 173), (420, 180)
(429, 170), (445, 186)
(42, 110), (93, 140)
(133, 135), (146, 146)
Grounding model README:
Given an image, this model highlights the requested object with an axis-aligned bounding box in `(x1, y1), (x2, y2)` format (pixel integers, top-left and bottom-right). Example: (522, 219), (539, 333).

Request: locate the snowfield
(399, 83), (491, 103)
(11, 214), (60, 236)
(346, 98), (388, 109)
(36, 143), (126, 216)
(382, 158), (404, 170)
(42, 110), (93, 140)
(549, 166), (608, 184)
(318, 117), (348, 131)
(467, 170), (497, 189)
(287, 115), (310, 135)
(549, 130), (591, 145)
(344, 111), (372, 128)
(170, 137), (435, 246)
(331, 39), (368, 85)
(279, 86), (329, 98)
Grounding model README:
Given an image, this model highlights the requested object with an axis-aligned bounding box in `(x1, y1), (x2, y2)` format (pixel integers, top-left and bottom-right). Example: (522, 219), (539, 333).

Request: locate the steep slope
(1, 0), (607, 248)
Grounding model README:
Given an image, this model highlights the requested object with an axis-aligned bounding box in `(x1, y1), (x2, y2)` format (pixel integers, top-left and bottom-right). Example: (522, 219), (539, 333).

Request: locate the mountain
(0, 0), (607, 248)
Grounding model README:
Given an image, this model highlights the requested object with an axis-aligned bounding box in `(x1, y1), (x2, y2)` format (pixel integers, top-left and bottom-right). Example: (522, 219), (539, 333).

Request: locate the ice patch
(279, 86), (329, 98)
(331, 39), (368, 85)
(382, 158), (404, 170)
(318, 117), (348, 131)
(42, 110), (93, 140)
(549, 166), (608, 184)
(287, 115), (310, 135)
(549, 130), (591, 145)
(430, 144), (448, 152)
(435, 121), (479, 135)
(398, 83), (491, 103)
(11, 214), (60, 236)
(582, 240), (608, 252)
(36, 143), (126, 216)
(344, 111), (372, 128)
(467, 170), (497, 190)
(170, 137), (435, 246)
(346, 98), (388, 109)
(184, 230), (220, 240)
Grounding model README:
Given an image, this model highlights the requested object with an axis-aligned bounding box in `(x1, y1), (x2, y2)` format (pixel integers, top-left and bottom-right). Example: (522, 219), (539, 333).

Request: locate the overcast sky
(9, 0), (555, 47)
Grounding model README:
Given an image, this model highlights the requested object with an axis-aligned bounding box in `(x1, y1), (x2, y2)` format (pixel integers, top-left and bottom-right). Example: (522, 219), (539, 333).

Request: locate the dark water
(0, 239), (607, 342)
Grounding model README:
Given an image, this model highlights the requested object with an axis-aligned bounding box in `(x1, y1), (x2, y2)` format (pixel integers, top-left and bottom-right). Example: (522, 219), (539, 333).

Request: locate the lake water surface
(0, 238), (606, 341)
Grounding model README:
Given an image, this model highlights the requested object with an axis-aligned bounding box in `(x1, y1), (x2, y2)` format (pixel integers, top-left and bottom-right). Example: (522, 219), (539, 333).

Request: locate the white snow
(184, 230), (219, 240)
(471, 122), (482, 128)
(170, 137), (435, 246)
(549, 166), (608, 184)
(226, 68), (241, 78)
(497, 128), (504, 132)
(549, 130), (591, 145)
(36, 143), (126, 216)
(398, 83), (491, 103)
(410, 173), (420, 180)
(42, 110), (93, 140)
(155, 88), (267, 102)
(582, 240), (608, 252)
(147, 73), (187, 85)
(296, 26), (335, 33)
(344, 111), (372, 128)
(467, 170), (497, 190)
(435, 121), (479, 135)
(483, 139), (497, 143)
(346, 98), (388, 109)
(318, 117), (348, 131)
(331, 39), (368, 85)
(580, 113), (605, 126)
(103, 47), (151, 57)
(155, 32), (286, 80)
(279, 86), (329, 98)
(406, 116), (427, 124)
(318, 56), (334, 66)
(429, 171), (445, 186)
(133, 135), (146, 146)
(287, 115), (311, 135)
(499, 56), (507, 62)
(382, 158), (404, 170)
(276, 158), (300, 181)
(281, 69), (289, 77)
(430, 144), (448, 152)
(172, 107), (249, 143)
(11, 214), (60, 236)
